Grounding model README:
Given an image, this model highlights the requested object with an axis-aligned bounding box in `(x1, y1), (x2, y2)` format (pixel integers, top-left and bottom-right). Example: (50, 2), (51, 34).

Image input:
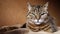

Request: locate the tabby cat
(22, 2), (57, 33)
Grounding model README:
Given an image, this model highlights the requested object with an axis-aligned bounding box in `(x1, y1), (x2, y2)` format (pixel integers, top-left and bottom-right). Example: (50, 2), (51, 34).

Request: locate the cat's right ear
(27, 2), (32, 11)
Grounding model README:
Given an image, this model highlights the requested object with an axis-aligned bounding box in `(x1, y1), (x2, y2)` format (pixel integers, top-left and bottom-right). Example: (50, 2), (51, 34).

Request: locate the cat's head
(27, 2), (49, 25)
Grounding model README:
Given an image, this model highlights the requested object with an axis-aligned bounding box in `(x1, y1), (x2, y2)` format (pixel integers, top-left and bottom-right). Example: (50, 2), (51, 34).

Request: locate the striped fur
(26, 2), (57, 33)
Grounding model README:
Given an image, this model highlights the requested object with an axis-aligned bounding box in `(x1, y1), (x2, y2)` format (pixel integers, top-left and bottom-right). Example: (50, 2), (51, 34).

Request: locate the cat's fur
(21, 2), (57, 33)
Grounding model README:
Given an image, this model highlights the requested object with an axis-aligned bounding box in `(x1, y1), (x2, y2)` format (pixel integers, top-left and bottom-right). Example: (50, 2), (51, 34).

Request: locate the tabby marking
(26, 2), (57, 32)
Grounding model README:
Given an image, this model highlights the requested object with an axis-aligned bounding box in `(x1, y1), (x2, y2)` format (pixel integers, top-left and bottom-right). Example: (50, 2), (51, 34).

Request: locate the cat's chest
(28, 29), (42, 34)
(28, 29), (52, 34)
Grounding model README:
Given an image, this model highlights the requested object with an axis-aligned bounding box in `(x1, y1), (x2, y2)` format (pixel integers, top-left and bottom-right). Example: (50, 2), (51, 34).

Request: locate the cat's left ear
(27, 2), (32, 11)
(43, 2), (49, 10)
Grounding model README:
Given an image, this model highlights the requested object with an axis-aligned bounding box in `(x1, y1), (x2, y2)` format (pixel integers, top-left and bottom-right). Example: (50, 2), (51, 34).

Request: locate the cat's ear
(27, 2), (32, 11)
(43, 2), (49, 10)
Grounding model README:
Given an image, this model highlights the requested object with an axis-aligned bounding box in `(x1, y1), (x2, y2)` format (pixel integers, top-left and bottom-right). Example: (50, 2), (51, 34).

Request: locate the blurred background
(0, 0), (60, 26)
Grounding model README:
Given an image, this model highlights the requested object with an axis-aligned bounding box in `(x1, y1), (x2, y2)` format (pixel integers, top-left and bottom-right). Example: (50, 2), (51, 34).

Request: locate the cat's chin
(34, 23), (41, 26)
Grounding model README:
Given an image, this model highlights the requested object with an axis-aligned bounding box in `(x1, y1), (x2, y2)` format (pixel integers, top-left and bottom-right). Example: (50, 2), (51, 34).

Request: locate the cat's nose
(37, 16), (40, 20)
(37, 20), (39, 22)
(36, 14), (40, 19)
(35, 20), (41, 26)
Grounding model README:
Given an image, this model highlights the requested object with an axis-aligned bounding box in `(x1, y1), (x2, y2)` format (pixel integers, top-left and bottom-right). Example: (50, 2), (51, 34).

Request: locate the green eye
(30, 15), (35, 19)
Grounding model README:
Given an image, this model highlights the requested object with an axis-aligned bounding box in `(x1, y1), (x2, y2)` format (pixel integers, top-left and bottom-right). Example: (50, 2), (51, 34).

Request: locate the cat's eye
(41, 13), (45, 15)
(31, 15), (35, 19)
(28, 14), (35, 19)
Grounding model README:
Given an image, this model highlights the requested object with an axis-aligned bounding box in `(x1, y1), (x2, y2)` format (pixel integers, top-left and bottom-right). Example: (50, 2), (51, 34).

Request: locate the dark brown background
(0, 0), (60, 26)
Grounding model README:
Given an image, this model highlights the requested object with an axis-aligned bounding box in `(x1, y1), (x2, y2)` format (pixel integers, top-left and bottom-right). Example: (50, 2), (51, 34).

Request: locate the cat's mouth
(31, 19), (44, 25)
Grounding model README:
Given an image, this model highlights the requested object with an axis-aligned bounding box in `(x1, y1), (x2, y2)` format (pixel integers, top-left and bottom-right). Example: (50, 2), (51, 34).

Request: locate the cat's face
(27, 2), (48, 25)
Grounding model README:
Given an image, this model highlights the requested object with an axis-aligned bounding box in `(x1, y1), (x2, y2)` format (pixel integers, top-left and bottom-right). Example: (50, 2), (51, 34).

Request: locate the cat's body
(21, 2), (57, 33)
